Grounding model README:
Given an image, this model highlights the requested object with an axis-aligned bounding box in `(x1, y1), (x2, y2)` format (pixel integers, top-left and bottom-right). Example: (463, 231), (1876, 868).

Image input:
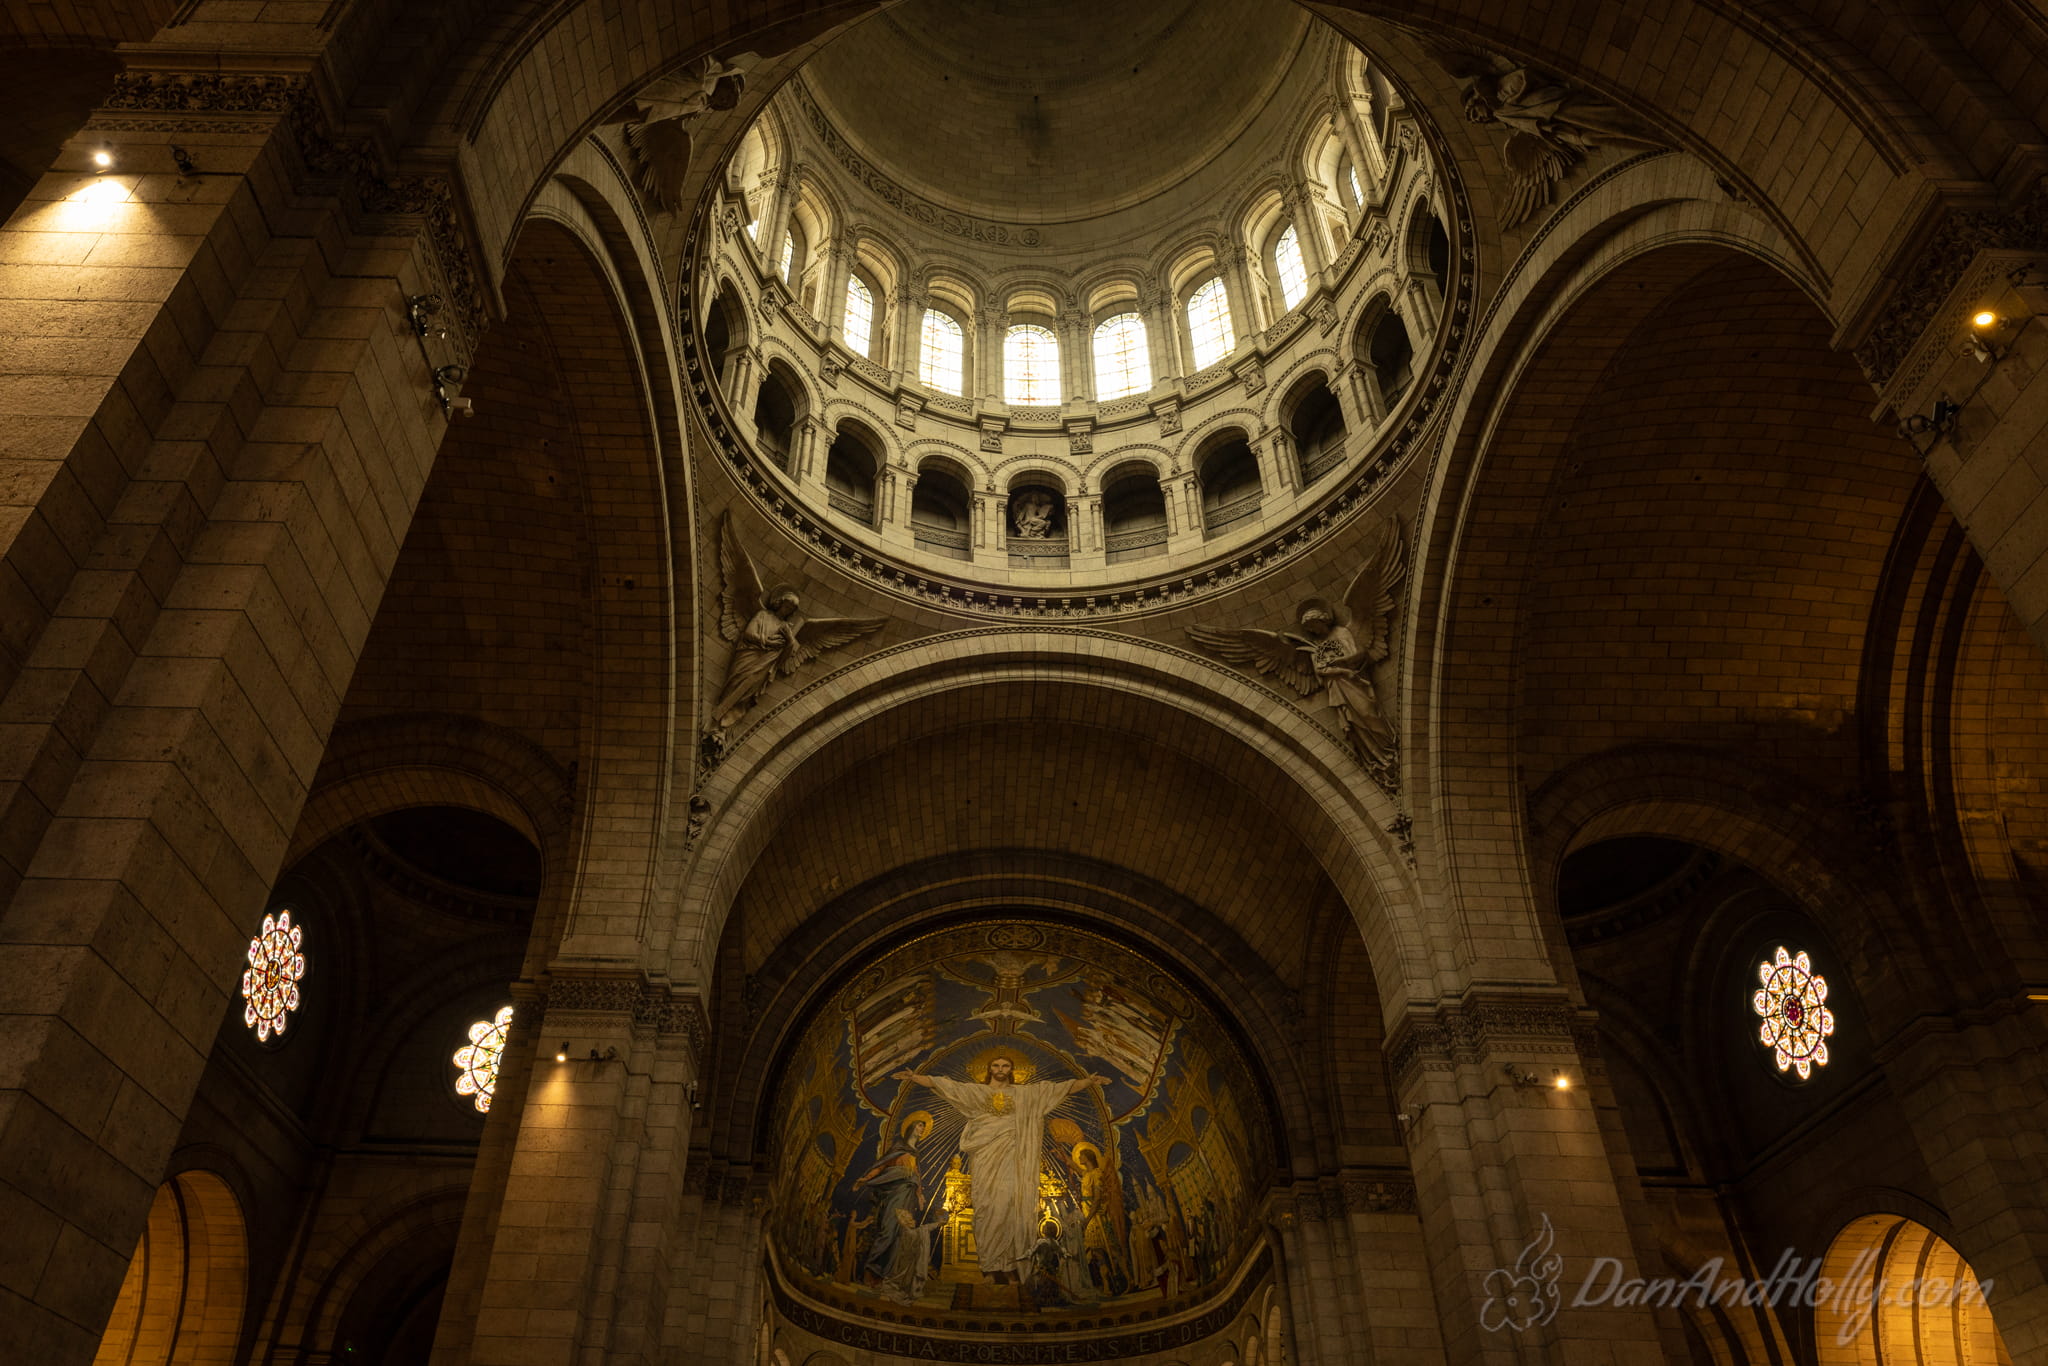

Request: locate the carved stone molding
(794, 82), (1045, 248)
(96, 71), (490, 363)
(1384, 991), (1583, 1085)
(542, 975), (711, 1060)
(1856, 182), (2048, 391)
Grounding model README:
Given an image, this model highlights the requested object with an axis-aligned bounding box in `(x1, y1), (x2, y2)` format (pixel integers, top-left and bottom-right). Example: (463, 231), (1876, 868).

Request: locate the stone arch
(1408, 176), (1858, 986)
(89, 1170), (248, 1366)
(670, 629), (1427, 1020)
(1815, 1214), (2013, 1366)
(297, 1189), (470, 1358)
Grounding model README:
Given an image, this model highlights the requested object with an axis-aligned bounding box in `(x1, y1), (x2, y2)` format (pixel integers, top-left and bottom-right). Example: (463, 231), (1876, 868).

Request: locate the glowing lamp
(91, 149), (113, 171)
(1971, 309), (1999, 330)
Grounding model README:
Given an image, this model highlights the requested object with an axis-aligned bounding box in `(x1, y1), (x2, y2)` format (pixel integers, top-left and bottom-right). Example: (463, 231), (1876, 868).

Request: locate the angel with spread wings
(1186, 515), (1407, 779)
(712, 513), (885, 732)
(621, 55), (750, 212)
(1423, 42), (1662, 228)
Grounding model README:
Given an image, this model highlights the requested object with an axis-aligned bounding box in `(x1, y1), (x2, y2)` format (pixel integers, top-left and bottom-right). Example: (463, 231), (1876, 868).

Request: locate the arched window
(843, 274), (875, 357)
(1347, 162), (1364, 209)
(1091, 312), (1151, 399)
(241, 908), (306, 1042)
(454, 1005), (513, 1113)
(1186, 278), (1235, 370)
(1004, 324), (1060, 405)
(1274, 225), (1308, 309)
(777, 230), (795, 280)
(919, 309), (965, 395)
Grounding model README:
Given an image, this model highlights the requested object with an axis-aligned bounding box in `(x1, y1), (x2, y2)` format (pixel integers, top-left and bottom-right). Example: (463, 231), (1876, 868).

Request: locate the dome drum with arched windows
(693, 0), (1461, 591)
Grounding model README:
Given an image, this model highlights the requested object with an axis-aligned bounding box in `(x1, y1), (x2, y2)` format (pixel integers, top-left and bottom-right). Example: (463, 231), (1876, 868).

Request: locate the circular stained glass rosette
(241, 910), (306, 1042)
(454, 1006), (514, 1113)
(1751, 947), (1834, 1079)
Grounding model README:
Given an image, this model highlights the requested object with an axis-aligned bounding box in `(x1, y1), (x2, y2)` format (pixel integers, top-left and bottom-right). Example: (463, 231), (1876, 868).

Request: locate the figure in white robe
(894, 1057), (1109, 1280)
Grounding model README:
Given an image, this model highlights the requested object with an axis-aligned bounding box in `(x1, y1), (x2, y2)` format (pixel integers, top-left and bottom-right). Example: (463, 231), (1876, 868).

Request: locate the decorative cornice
(541, 975), (710, 1059)
(89, 71), (488, 362)
(1854, 178), (2048, 389)
(793, 82), (1045, 248)
(1384, 992), (1582, 1085)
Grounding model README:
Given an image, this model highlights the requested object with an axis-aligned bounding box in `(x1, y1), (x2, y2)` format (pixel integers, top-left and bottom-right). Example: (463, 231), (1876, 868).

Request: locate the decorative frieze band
(1384, 992), (1584, 1085)
(1272, 1170), (1420, 1222)
(91, 70), (489, 363)
(542, 975), (710, 1059)
(1855, 180), (2048, 389)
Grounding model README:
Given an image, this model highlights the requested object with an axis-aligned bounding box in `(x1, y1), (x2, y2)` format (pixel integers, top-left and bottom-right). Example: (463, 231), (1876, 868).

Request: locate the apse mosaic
(770, 922), (1272, 1317)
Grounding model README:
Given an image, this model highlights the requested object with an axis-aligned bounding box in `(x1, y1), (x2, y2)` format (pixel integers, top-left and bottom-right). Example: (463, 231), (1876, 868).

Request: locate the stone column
(1144, 289), (1179, 384)
(1223, 246), (1259, 353)
(758, 167), (796, 279)
(970, 489), (1006, 570)
(792, 416), (830, 499)
(1328, 103), (1374, 215)
(0, 75), (465, 1364)
(1062, 307), (1092, 402)
(821, 231), (855, 351)
(1290, 182), (1333, 283)
(1875, 253), (2048, 655)
(1070, 491), (1104, 570)
(979, 314), (1005, 401)
(455, 977), (704, 1366)
(890, 287), (922, 380)
(1389, 995), (1665, 1366)
(1332, 359), (1374, 435)
(1253, 426), (1298, 498)
(879, 464), (915, 549)
(1168, 473), (1206, 550)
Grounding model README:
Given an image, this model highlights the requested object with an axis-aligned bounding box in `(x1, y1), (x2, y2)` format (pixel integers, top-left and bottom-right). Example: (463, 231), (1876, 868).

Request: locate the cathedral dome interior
(3, 1), (2048, 1366)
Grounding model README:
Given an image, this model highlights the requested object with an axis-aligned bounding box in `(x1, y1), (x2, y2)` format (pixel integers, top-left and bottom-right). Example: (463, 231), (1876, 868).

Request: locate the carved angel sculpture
(1425, 42), (1662, 228)
(624, 55), (748, 212)
(1187, 515), (1408, 782)
(1011, 490), (1055, 539)
(711, 513), (885, 732)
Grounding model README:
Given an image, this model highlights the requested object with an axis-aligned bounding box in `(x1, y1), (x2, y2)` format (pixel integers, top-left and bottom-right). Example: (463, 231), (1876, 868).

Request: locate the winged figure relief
(1186, 515), (1408, 787)
(1422, 40), (1664, 228)
(623, 55), (748, 212)
(711, 513), (886, 733)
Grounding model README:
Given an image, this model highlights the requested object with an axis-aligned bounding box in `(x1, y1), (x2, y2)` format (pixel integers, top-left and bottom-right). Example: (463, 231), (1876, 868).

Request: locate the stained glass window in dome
(1092, 312), (1151, 400)
(1004, 324), (1060, 405)
(1274, 225), (1308, 309)
(919, 309), (965, 395)
(1752, 947), (1834, 1079)
(1187, 277), (1236, 370)
(241, 909), (306, 1042)
(455, 1006), (514, 1112)
(843, 274), (874, 357)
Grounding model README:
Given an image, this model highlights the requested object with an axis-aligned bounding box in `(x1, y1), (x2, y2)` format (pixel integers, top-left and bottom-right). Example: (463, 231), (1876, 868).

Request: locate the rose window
(241, 909), (306, 1042)
(455, 1006), (514, 1112)
(1751, 947), (1834, 1079)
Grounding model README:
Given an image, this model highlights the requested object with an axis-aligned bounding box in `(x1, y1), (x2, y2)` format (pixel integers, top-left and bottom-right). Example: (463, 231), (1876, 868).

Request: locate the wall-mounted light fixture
(687, 1081), (703, 1111)
(1897, 397), (1961, 453)
(407, 293), (446, 340)
(1504, 1063), (1574, 1092)
(91, 148), (114, 173)
(1964, 308), (2016, 364)
(170, 145), (198, 178)
(556, 1042), (619, 1064)
(434, 364), (472, 418)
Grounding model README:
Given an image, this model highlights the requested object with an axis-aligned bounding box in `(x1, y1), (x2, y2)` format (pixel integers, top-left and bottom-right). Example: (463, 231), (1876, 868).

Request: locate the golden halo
(897, 1109), (934, 1140)
(959, 1045), (1036, 1084)
(1070, 1139), (1103, 1168)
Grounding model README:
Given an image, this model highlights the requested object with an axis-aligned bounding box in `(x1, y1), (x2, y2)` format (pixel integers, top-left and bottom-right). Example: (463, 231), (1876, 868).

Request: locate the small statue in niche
(1011, 489), (1056, 539)
(710, 513), (885, 734)
(620, 54), (751, 212)
(1426, 42), (1663, 227)
(1187, 514), (1408, 789)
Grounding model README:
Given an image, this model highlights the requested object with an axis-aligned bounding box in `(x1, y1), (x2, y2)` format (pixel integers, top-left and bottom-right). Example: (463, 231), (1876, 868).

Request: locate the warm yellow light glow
(1554, 1074), (1571, 1090)
(1972, 309), (1999, 329)
(555, 1044), (569, 1062)
(91, 149), (113, 170)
